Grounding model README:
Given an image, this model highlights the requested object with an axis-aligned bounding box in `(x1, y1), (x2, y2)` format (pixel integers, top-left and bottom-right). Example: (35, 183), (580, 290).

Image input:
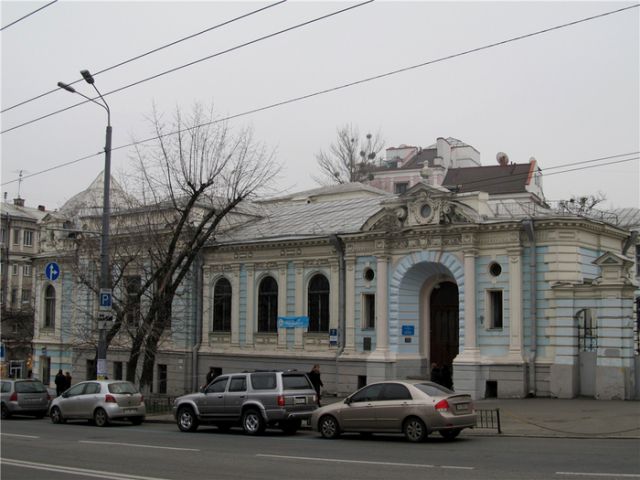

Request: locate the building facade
(1, 198), (48, 380)
(28, 144), (639, 400)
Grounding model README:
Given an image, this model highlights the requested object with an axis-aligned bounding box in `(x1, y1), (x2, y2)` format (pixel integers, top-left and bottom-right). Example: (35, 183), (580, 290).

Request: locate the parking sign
(99, 289), (112, 311)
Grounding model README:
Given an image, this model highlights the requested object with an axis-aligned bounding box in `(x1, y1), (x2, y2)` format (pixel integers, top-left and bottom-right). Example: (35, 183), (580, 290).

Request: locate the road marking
(557, 473), (640, 478)
(79, 440), (200, 451)
(0, 458), (173, 480)
(0, 433), (39, 439)
(256, 454), (474, 470)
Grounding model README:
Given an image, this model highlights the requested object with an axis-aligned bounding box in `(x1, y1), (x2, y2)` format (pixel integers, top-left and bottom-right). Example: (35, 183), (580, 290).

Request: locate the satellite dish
(496, 152), (509, 166)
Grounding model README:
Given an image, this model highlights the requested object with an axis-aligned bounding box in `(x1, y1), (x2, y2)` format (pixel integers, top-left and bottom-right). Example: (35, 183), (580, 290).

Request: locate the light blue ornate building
(30, 147), (638, 400)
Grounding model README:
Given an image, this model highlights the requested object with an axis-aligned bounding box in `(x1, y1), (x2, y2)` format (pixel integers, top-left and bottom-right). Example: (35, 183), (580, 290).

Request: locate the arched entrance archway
(429, 282), (459, 367)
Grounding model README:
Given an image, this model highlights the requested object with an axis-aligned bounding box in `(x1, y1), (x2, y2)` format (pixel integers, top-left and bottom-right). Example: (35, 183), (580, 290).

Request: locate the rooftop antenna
(13, 169), (29, 199)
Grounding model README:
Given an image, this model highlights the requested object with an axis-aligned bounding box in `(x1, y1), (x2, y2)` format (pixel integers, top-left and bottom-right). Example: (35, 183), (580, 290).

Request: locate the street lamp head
(57, 81), (76, 93)
(80, 69), (95, 85)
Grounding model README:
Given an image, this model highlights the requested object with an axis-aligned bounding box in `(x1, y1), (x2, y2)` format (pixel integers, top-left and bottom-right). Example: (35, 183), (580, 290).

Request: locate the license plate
(123, 408), (138, 414)
(455, 404), (468, 411)
(294, 397), (306, 405)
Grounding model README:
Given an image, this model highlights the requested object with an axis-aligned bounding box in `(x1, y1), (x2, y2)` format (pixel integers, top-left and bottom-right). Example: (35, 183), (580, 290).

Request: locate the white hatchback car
(49, 380), (145, 426)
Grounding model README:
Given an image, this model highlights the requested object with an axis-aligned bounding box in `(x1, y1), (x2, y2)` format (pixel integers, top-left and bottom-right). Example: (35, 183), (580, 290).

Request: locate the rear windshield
(414, 383), (454, 396)
(108, 382), (138, 394)
(282, 374), (313, 390)
(15, 381), (47, 393)
(251, 373), (277, 390)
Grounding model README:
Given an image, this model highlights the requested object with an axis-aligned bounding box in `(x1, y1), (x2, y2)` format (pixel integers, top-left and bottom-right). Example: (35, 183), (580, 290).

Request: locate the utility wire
(1, 0), (287, 114)
(0, 0), (58, 32)
(444, 152), (640, 190)
(2, 145), (636, 189)
(0, 0), (374, 135)
(1, 3), (637, 186)
(2, 3), (636, 135)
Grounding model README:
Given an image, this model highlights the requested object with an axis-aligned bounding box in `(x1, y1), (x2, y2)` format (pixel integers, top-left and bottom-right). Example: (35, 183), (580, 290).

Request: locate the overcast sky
(1, 1), (638, 211)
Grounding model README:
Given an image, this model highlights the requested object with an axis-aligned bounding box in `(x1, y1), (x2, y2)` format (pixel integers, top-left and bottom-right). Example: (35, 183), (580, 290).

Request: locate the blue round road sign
(45, 262), (60, 281)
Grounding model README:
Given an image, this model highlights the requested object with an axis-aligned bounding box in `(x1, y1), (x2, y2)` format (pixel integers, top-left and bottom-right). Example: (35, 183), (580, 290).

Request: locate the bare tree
(559, 192), (607, 215)
(44, 104), (277, 388)
(118, 103), (278, 389)
(313, 124), (384, 185)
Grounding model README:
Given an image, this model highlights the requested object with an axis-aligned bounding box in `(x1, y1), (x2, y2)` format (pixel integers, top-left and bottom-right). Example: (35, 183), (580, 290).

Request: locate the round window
(489, 262), (502, 277)
(363, 268), (375, 282)
(420, 203), (432, 219)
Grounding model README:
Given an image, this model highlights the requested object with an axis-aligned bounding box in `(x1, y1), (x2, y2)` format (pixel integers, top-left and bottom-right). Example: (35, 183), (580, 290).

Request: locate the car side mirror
(344, 397), (352, 405)
(62, 392), (69, 399)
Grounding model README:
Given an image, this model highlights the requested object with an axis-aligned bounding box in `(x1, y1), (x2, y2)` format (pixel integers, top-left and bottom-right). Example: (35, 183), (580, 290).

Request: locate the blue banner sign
(277, 316), (309, 329)
(401, 325), (415, 336)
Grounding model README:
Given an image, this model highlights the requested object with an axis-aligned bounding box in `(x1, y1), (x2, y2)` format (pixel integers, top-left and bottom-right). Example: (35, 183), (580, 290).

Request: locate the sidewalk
(147, 397), (640, 439)
(468, 397), (640, 439)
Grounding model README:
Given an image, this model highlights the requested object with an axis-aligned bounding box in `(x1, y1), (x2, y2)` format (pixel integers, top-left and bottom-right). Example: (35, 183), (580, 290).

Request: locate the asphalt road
(1, 418), (639, 480)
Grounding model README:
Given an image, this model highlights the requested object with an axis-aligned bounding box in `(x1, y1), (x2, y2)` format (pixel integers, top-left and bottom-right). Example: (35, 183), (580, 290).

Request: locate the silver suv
(173, 371), (317, 435)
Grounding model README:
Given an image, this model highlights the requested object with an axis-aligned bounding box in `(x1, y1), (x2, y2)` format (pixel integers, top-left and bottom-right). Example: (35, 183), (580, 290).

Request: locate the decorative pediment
(593, 251), (634, 284)
(361, 182), (480, 231)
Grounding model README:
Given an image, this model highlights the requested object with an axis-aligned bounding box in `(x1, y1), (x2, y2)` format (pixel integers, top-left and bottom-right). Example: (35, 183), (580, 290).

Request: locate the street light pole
(58, 70), (111, 380)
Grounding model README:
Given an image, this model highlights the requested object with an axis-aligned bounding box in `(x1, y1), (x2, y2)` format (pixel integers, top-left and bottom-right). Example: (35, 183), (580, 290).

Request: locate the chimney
(13, 198), (25, 207)
(38, 205), (46, 212)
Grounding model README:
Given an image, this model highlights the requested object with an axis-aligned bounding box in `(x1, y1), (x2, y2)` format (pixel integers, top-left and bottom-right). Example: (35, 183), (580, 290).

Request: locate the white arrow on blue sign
(45, 262), (60, 281)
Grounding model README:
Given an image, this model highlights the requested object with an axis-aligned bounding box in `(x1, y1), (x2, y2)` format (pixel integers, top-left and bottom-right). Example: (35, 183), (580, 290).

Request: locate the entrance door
(577, 309), (597, 397)
(429, 282), (459, 367)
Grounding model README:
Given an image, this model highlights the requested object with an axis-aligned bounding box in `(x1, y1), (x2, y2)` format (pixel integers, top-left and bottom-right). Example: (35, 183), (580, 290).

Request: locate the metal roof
(217, 195), (388, 244)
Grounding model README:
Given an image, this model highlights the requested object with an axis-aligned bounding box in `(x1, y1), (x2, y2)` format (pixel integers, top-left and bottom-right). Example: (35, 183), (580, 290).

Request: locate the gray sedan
(49, 380), (145, 426)
(311, 380), (476, 442)
(1, 379), (50, 419)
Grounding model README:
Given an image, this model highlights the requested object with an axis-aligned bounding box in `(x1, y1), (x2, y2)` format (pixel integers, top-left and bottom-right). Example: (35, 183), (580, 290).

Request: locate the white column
(457, 250), (480, 362)
(277, 262), (288, 349)
(373, 256), (389, 355)
(231, 265), (240, 346)
(245, 264), (255, 346)
(507, 248), (524, 362)
(344, 257), (356, 353)
(294, 262), (304, 349)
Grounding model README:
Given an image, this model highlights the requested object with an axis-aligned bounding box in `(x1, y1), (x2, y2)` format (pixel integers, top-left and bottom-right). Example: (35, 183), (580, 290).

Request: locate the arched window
(308, 274), (329, 332)
(213, 277), (232, 331)
(44, 285), (56, 328)
(258, 276), (278, 333)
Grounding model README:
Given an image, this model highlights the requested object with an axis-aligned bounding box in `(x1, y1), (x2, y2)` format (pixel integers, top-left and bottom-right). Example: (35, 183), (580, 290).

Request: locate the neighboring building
(0, 197), (48, 379)
(29, 141), (638, 400)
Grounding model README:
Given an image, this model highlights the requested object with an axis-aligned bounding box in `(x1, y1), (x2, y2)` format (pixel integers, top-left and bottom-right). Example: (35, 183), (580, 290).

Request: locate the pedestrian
(54, 369), (66, 396)
(64, 371), (72, 390)
(431, 362), (442, 386)
(206, 367), (217, 385)
(308, 364), (323, 406)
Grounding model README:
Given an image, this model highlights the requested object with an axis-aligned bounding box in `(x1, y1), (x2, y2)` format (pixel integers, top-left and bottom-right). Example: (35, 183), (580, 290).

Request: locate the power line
(1, 3), (637, 185)
(0, 0), (374, 135)
(2, 145), (636, 190)
(448, 152), (640, 190)
(0, 0), (58, 32)
(1, 0), (287, 114)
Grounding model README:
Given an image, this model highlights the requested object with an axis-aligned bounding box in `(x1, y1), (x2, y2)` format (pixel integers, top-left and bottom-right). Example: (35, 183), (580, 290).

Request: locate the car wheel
(50, 407), (65, 424)
(1, 404), (11, 420)
(130, 417), (144, 426)
(440, 428), (461, 441)
(177, 406), (199, 432)
(318, 415), (340, 439)
(93, 408), (110, 427)
(280, 419), (301, 435)
(403, 416), (427, 443)
(242, 409), (265, 435)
